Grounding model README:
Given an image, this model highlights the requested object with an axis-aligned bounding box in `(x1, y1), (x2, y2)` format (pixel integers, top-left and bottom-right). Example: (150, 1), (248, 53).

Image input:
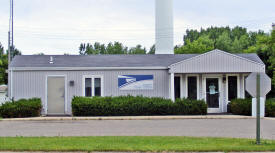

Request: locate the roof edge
(10, 66), (168, 71)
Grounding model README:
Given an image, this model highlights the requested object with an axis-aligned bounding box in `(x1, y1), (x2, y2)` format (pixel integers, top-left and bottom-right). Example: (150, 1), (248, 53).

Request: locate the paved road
(0, 119), (275, 139)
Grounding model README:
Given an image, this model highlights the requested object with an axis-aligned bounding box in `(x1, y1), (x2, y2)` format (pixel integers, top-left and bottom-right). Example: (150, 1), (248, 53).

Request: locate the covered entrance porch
(171, 73), (249, 113)
(168, 50), (265, 113)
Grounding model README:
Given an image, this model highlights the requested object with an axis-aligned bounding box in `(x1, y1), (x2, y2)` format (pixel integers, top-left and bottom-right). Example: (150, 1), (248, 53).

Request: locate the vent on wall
(49, 56), (54, 64)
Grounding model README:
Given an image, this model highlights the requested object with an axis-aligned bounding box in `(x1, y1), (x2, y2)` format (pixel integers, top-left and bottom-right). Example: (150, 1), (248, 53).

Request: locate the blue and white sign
(118, 75), (154, 90)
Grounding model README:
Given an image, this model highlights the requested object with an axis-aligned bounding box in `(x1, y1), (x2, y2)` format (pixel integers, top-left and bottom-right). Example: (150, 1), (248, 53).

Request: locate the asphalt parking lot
(0, 119), (275, 139)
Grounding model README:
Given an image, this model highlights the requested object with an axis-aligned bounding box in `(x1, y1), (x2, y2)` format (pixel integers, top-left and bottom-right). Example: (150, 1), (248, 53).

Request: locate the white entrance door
(203, 76), (222, 113)
(47, 76), (66, 115)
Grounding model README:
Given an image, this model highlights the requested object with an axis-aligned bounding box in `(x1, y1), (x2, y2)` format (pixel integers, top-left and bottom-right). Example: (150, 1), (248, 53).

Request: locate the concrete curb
(0, 152), (275, 153)
(265, 117), (275, 120)
(0, 115), (258, 121)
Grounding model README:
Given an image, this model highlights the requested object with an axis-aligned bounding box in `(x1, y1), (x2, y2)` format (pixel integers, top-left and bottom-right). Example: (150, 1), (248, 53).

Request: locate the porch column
(170, 73), (175, 102)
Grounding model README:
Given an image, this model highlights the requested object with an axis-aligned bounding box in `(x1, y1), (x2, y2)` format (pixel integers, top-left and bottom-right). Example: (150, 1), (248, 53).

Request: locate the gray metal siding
(11, 70), (169, 114)
(169, 51), (265, 73)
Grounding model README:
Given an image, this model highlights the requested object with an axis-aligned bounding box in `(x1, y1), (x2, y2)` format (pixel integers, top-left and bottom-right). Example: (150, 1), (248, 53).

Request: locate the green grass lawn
(0, 136), (275, 152)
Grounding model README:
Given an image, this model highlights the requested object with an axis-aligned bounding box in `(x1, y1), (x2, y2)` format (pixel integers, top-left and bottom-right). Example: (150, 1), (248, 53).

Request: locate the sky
(0, 0), (274, 55)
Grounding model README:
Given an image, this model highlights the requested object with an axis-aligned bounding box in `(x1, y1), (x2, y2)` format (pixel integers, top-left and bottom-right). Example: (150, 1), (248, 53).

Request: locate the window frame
(82, 75), (104, 97)
(186, 74), (200, 100)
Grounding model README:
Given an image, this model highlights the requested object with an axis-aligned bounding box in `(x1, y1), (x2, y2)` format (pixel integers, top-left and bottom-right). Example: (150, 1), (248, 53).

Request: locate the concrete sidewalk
(0, 115), (259, 121)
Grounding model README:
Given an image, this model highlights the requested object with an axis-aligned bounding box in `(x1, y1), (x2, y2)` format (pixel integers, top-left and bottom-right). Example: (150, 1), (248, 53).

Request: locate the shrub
(266, 98), (275, 117)
(227, 102), (232, 113)
(174, 99), (208, 115)
(0, 98), (42, 118)
(230, 98), (275, 117)
(72, 96), (207, 116)
(230, 98), (252, 116)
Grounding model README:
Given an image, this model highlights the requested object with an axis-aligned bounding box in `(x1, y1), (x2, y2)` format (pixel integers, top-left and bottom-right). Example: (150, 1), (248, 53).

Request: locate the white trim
(226, 74), (240, 104)
(168, 49), (265, 68)
(82, 75), (104, 97)
(185, 74), (200, 100)
(170, 73), (175, 102)
(45, 75), (68, 115)
(11, 67), (168, 71)
(202, 74), (223, 113)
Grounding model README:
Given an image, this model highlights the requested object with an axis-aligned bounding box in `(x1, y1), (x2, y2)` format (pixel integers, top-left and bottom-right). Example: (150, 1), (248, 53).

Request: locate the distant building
(0, 85), (8, 104)
(272, 23), (275, 30)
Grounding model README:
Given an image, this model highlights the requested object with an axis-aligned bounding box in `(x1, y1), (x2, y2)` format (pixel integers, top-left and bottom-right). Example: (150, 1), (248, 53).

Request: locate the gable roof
(169, 49), (265, 68)
(10, 50), (264, 70)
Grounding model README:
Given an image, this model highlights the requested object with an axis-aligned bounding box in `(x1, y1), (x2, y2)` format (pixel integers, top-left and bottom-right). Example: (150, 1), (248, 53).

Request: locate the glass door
(205, 77), (221, 113)
(206, 78), (219, 108)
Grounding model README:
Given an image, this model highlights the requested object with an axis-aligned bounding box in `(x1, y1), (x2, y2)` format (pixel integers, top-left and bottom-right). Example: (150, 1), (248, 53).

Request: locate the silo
(155, 0), (174, 54)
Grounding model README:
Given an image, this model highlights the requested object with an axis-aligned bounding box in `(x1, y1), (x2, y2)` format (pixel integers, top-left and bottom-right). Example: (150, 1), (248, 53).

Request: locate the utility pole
(9, 0), (14, 61)
(256, 73), (261, 145)
(11, 0), (14, 48)
(8, 0), (13, 99)
(8, 32), (10, 66)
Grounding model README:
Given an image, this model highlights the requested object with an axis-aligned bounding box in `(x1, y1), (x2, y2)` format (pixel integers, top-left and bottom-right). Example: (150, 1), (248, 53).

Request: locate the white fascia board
(11, 66), (168, 71)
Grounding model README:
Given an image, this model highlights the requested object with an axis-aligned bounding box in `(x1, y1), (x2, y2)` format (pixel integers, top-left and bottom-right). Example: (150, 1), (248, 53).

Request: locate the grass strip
(0, 136), (275, 152)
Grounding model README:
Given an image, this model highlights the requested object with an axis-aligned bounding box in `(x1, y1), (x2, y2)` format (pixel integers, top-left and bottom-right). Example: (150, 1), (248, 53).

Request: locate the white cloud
(0, 0), (274, 55)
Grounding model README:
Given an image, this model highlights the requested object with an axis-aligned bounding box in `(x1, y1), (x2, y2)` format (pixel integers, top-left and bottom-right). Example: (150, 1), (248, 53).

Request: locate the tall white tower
(155, 0), (174, 54)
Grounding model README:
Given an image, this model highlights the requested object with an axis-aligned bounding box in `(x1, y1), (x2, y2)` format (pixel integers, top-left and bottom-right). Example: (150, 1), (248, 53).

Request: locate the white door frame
(202, 74), (223, 113)
(45, 75), (67, 115)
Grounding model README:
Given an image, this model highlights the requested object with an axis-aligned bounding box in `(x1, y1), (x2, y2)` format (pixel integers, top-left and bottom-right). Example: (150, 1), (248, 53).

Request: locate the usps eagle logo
(118, 75), (154, 90)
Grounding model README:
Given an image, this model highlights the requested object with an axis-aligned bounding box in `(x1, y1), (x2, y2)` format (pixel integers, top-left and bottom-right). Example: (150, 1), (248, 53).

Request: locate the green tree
(175, 35), (214, 54)
(0, 43), (4, 66)
(148, 45), (155, 54)
(181, 26), (264, 54)
(128, 45), (147, 54)
(79, 42), (150, 55)
(79, 43), (86, 55)
(0, 44), (21, 84)
(245, 30), (275, 97)
(215, 31), (232, 51)
(178, 26), (274, 97)
(9, 46), (22, 58)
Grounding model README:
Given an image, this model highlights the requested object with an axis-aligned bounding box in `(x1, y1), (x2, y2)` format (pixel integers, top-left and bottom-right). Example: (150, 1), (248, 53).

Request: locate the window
(94, 78), (101, 96)
(228, 76), (238, 101)
(85, 78), (92, 97)
(187, 76), (197, 100)
(174, 76), (181, 99)
(83, 76), (103, 97)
